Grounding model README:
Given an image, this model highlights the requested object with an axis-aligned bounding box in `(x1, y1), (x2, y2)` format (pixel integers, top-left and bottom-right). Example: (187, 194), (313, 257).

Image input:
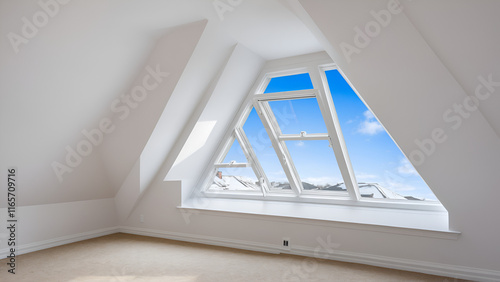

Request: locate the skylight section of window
(267, 98), (328, 135)
(243, 108), (289, 191)
(325, 69), (438, 201)
(285, 140), (346, 193)
(209, 167), (261, 192)
(264, 73), (313, 93)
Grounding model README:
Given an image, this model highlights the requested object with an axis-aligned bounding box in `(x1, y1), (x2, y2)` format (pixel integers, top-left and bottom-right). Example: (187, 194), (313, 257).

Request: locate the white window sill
(179, 197), (460, 240)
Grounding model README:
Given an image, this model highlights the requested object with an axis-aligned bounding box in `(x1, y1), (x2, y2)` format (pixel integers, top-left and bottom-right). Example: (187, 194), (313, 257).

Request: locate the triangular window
(209, 134), (262, 192)
(202, 57), (441, 209)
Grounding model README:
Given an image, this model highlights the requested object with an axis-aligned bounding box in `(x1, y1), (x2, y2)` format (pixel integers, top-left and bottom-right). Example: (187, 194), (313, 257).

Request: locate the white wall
(119, 1), (500, 280)
(0, 198), (118, 256)
(402, 0), (500, 137)
(98, 20), (208, 193)
(110, 19), (209, 222)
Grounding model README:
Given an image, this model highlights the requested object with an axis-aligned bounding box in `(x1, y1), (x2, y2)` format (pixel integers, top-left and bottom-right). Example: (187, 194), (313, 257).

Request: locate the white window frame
(198, 52), (445, 212)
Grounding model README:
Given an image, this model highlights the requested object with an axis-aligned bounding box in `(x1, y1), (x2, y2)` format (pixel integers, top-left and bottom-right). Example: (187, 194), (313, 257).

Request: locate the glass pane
(358, 184), (407, 199)
(264, 73), (313, 93)
(222, 138), (247, 164)
(209, 167), (260, 191)
(285, 140), (346, 192)
(268, 98), (327, 135)
(243, 108), (289, 191)
(326, 69), (438, 201)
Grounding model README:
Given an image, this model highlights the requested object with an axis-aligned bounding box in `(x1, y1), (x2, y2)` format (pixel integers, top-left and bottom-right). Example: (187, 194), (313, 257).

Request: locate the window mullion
(254, 101), (303, 195)
(278, 133), (329, 141)
(235, 127), (270, 197)
(214, 163), (251, 168)
(310, 68), (361, 200)
(254, 89), (317, 101)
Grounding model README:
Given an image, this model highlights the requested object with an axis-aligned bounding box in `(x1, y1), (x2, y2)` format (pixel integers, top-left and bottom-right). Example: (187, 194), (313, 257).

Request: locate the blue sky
(223, 71), (437, 200)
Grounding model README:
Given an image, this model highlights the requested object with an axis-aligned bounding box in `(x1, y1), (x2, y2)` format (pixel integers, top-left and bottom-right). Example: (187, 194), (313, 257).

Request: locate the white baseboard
(117, 226), (282, 255)
(0, 226), (119, 258)
(118, 226), (500, 282)
(291, 245), (500, 282)
(2, 225), (499, 281)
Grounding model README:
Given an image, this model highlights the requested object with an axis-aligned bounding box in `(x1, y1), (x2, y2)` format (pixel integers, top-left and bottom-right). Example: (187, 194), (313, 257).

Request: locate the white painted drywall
(0, 198), (117, 252)
(122, 0), (500, 278)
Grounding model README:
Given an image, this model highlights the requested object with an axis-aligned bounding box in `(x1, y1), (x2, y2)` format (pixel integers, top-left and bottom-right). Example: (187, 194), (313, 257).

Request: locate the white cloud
(358, 110), (383, 135)
(363, 110), (375, 119)
(296, 141), (305, 147)
(397, 158), (419, 176)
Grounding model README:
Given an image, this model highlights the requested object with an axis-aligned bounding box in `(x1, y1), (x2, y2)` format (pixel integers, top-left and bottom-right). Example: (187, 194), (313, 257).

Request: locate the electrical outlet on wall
(140, 214), (144, 223)
(282, 237), (290, 250)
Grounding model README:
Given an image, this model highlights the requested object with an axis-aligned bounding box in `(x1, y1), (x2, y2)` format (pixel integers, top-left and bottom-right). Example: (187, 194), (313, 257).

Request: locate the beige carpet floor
(0, 233), (465, 282)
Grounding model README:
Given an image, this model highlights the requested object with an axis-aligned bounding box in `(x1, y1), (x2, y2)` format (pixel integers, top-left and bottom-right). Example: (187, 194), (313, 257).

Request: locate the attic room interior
(1, 0), (500, 281)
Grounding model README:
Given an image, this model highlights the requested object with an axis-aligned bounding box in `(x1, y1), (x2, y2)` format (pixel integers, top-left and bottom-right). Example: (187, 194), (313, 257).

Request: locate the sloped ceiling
(0, 0), (322, 206)
(1, 0), (499, 213)
(402, 0), (500, 137)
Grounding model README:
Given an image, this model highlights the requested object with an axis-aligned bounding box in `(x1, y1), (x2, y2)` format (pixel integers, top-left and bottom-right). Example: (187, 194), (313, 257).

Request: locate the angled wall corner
(114, 159), (140, 223)
(99, 19), (208, 193)
(112, 20), (208, 222)
(136, 20), (238, 197)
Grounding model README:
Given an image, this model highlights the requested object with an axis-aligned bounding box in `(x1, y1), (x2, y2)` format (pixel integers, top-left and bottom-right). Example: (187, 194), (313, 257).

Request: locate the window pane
(243, 108), (289, 191)
(326, 69), (438, 201)
(264, 73), (313, 93)
(209, 167), (260, 191)
(285, 140), (346, 192)
(222, 138), (247, 164)
(358, 184), (407, 199)
(268, 98), (327, 134)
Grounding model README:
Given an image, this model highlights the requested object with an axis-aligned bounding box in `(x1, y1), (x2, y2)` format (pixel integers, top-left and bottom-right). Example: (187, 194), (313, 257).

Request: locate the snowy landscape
(210, 172), (430, 201)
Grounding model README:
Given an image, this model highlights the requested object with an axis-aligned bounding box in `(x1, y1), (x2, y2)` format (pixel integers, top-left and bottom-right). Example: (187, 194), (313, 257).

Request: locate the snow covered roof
(327, 183), (422, 200)
(209, 175), (260, 191)
(210, 174), (423, 201)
